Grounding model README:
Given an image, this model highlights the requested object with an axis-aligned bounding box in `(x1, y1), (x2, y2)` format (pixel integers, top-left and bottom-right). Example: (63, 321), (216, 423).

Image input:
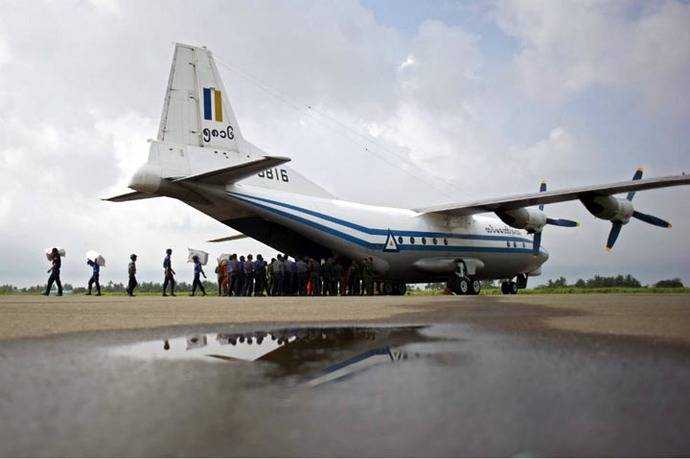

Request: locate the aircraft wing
(173, 156), (291, 186)
(415, 174), (690, 217)
(103, 191), (158, 202)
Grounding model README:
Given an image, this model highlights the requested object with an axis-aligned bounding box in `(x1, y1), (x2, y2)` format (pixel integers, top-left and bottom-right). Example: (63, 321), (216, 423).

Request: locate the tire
(501, 281), (510, 295)
(395, 283), (407, 296)
(458, 278), (470, 295)
(382, 282), (394, 295)
(510, 281), (519, 294)
(469, 279), (481, 295)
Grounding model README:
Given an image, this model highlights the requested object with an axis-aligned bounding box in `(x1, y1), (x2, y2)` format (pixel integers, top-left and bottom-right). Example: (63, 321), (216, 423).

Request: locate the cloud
(495, 0), (690, 117)
(0, 35), (10, 65)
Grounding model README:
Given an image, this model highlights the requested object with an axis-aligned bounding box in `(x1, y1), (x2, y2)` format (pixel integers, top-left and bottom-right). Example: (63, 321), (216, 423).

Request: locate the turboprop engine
(497, 182), (579, 255)
(581, 195), (634, 224)
(496, 208), (547, 233)
(580, 169), (672, 250)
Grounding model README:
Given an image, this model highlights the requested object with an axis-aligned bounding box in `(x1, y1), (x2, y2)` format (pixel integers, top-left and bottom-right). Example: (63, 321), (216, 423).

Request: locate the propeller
(606, 168), (672, 250)
(533, 182), (579, 255)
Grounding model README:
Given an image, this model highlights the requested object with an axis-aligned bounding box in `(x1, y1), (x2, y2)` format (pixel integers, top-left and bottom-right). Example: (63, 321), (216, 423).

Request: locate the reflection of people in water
(163, 340), (170, 350)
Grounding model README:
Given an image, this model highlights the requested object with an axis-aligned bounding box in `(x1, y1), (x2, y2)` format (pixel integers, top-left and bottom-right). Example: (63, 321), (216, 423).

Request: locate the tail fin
(158, 43), (242, 151)
(153, 43), (333, 198)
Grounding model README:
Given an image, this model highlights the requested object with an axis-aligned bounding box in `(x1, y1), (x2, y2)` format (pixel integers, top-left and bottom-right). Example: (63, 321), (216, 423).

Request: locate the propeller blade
(627, 168), (644, 201)
(539, 181), (546, 210)
(606, 222), (623, 251)
(532, 231), (542, 256)
(632, 210), (672, 228)
(546, 218), (579, 227)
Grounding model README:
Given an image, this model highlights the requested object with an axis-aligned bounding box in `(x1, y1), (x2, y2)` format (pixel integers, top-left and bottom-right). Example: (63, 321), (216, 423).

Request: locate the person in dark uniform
(253, 254), (265, 296)
(162, 248), (176, 296)
(44, 248), (63, 296)
(242, 254), (254, 296)
(296, 257), (308, 295)
(190, 255), (207, 296)
(227, 254), (238, 296)
(236, 255), (246, 296)
(331, 260), (343, 296)
(362, 257), (374, 295)
(127, 254), (138, 297)
(86, 258), (101, 296)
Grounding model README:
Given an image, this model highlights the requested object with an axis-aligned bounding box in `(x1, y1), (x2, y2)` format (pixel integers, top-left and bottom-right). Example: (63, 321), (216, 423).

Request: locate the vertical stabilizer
(158, 43), (242, 151)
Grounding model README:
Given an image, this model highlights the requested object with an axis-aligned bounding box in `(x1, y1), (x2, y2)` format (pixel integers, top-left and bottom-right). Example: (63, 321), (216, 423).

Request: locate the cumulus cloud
(0, 35), (10, 65)
(495, 0), (690, 117)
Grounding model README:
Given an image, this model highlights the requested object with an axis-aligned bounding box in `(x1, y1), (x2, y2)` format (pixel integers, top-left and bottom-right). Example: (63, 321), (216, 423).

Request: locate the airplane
(106, 43), (690, 296)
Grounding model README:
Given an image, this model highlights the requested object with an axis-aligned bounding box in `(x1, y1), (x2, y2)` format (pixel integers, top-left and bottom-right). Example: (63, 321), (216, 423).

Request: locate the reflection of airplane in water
(156, 327), (442, 386)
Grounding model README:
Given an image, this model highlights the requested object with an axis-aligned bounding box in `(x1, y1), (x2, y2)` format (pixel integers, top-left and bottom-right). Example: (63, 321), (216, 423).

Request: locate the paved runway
(0, 294), (689, 456)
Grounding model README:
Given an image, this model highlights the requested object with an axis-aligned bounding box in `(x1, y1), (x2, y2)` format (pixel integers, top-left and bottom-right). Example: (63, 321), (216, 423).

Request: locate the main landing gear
(448, 276), (481, 295)
(381, 282), (407, 296)
(500, 281), (519, 295)
(500, 273), (528, 295)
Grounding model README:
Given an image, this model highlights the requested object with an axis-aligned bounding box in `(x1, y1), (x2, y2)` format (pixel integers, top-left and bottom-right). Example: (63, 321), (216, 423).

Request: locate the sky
(1, 0), (689, 288)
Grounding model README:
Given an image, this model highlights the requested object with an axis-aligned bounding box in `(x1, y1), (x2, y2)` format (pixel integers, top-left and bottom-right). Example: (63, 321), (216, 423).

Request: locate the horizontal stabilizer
(173, 156), (291, 186)
(103, 191), (158, 202)
(207, 234), (248, 243)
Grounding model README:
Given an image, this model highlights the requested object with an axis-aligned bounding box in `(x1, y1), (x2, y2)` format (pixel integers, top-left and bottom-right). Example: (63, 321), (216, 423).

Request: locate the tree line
(536, 275), (684, 289)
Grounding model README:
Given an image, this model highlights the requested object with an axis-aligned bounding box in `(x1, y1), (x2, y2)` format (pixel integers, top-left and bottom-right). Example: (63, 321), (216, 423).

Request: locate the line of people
(43, 247), (377, 297)
(216, 254), (376, 296)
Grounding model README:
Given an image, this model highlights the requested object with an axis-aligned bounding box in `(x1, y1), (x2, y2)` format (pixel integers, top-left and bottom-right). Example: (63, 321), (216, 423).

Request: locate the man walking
(127, 254), (138, 297)
(162, 248), (176, 296)
(43, 248), (63, 296)
(190, 255), (207, 296)
(86, 258), (101, 296)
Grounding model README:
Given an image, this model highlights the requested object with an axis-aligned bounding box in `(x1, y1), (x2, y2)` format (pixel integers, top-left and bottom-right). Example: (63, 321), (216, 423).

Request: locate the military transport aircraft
(106, 43), (690, 295)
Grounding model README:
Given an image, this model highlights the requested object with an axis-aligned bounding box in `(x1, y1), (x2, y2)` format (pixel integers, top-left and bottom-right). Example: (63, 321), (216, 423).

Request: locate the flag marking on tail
(203, 87), (223, 122)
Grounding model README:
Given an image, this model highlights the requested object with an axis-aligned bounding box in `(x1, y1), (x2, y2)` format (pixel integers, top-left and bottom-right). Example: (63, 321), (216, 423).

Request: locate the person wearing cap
(127, 254), (138, 297)
(86, 258), (101, 296)
(190, 255), (207, 296)
(43, 247), (63, 296)
(162, 248), (176, 297)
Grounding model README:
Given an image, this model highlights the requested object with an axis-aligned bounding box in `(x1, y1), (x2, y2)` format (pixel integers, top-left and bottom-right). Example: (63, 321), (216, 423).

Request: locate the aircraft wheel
(458, 278), (470, 295)
(469, 279), (481, 295)
(501, 281), (510, 295)
(382, 282), (394, 296)
(395, 283), (407, 296)
(510, 281), (519, 295)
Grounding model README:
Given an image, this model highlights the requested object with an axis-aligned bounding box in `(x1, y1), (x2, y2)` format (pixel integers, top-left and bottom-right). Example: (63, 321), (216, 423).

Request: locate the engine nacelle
(496, 208), (547, 233)
(581, 195), (634, 224)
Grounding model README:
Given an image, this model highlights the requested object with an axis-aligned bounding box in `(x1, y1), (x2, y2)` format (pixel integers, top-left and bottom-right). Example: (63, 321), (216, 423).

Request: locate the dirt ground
(1, 293), (689, 344)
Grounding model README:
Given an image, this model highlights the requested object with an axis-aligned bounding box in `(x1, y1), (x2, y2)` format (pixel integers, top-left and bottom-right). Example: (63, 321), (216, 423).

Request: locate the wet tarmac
(1, 321), (689, 457)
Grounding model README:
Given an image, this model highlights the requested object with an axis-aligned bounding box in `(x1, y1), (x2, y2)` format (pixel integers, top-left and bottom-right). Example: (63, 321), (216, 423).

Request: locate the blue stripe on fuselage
(227, 191), (531, 243)
(226, 192), (534, 254)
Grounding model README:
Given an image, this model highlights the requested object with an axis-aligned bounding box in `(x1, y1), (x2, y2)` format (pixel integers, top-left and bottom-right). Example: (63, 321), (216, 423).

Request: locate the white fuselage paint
(215, 184), (547, 283)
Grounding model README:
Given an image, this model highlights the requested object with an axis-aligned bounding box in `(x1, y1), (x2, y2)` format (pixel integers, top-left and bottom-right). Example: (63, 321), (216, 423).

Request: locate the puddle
(110, 326), (445, 386)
